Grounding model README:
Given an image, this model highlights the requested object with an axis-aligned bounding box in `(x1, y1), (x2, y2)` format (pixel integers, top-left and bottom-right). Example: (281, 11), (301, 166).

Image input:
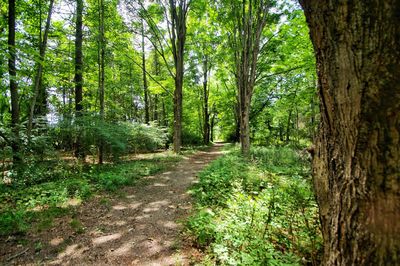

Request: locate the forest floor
(1, 144), (224, 265)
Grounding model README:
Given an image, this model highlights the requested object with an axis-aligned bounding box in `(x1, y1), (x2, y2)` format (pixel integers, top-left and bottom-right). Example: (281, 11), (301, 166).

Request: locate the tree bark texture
(74, 0), (84, 158)
(169, 0), (189, 153)
(300, 1), (400, 264)
(8, 0), (20, 164)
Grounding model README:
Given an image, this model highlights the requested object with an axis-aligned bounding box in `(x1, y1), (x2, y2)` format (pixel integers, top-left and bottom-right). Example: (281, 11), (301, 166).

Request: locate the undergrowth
(186, 146), (322, 265)
(0, 153), (181, 236)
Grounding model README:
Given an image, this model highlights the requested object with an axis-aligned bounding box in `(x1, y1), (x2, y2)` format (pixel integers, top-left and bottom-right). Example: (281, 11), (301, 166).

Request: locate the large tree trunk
(74, 0), (84, 159)
(8, 0), (20, 165)
(170, 0), (188, 153)
(239, 92), (250, 154)
(300, 0), (400, 264)
(173, 63), (183, 152)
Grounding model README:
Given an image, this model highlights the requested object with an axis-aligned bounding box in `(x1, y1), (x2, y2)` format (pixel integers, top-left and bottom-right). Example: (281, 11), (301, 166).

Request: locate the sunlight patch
(92, 233), (122, 246)
(112, 205), (127, 210)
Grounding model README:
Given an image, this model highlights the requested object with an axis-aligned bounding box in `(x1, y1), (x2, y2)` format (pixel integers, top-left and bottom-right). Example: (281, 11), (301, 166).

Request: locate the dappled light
(0, 146), (224, 265)
(1, 0), (397, 263)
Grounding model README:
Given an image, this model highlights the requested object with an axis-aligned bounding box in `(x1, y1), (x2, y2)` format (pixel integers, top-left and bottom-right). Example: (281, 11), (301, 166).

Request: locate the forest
(0, 0), (399, 265)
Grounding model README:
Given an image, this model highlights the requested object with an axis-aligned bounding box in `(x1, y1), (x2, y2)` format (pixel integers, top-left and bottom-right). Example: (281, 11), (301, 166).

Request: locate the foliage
(52, 116), (168, 160)
(187, 146), (322, 265)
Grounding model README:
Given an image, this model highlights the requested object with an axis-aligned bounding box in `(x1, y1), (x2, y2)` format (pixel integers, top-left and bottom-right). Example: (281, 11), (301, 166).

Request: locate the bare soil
(1, 144), (224, 266)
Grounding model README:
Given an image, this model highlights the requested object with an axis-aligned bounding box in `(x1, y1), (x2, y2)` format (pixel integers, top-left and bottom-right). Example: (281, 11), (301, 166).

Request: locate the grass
(186, 145), (322, 266)
(0, 152), (182, 236)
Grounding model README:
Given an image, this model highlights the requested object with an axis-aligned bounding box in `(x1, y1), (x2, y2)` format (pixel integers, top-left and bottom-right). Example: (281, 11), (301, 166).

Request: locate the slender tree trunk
(286, 109), (292, 142)
(74, 0), (84, 159)
(300, 0), (400, 264)
(162, 96), (167, 127)
(210, 110), (216, 142)
(141, 18), (149, 124)
(153, 50), (160, 123)
(98, 0), (105, 164)
(202, 55), (210, 144)
(8, 0), (20, 165)
(27, 0), (54, 138)
(154, 94), (159, 122)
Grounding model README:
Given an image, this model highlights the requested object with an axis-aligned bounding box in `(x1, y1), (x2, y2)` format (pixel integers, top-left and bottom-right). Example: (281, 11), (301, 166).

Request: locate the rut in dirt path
(46, 143), (224, 266)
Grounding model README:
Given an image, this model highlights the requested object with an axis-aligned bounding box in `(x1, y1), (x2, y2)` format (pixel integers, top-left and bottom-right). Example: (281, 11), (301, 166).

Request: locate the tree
(74, 0), (84, 158)
(27, 0), (55, 138)
(227, 0), (276, 155)
(300, 0), (400, 264)
(8, 0), (20, 164)
(98, 0), (105, 163)
(127, 0), (191, 153)
(141, 18), (150, 124)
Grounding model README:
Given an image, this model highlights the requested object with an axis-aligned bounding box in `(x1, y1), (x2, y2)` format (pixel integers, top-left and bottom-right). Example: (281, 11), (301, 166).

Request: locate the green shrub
(52, 116), (168, 160)
(186, 208), (217, 247)
(0, 210), (29, 236)
(182, 129), (203, 145)
(128, 122), (168, 152)
(191, 154), (248, 207)
(187, 146), (322, 265)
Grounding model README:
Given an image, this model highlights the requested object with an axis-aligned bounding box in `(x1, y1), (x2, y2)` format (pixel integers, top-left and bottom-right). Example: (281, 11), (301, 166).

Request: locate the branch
(109, 43), (173, 96)
(256, 65), (306, 85)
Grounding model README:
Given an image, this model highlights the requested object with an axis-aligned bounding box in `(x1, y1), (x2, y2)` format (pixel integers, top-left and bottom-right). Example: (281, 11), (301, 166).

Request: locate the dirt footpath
(2, 144), (223, 266)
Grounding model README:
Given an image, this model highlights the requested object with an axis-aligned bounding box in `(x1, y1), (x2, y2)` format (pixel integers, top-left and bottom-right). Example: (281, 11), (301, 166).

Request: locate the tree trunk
(8, 0), (20, 165)
(141, 18), (149, 124)
(154, 94), (159, 123)
(233, 0), (270, 155)
(300, 0), (400, 264)
(202, 55), (210, 144)
(170, 1), (188, 153)
(210, 105), (217, 142)
(286, 109), (292, 142)
(98, 0), (105, 164)
(173, 67), (183, 153)
(28, 0), (54, 138)
(162, 96), (167, 127)
(239, 94), (250, 155)
(74, 0), (84, 159)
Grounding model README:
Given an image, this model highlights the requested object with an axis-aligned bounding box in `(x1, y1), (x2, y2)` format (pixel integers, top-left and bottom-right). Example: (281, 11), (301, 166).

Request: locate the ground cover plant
(0, 153), (181, 236)
(186, 145), (322, 265)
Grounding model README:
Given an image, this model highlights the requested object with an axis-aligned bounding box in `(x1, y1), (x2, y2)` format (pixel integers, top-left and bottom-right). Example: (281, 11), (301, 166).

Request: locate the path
(4, 144), (224, 265)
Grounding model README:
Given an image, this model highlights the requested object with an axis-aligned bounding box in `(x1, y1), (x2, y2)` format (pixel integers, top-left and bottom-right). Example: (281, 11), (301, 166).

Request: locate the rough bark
(299, 0), (400, 264)
(74, 0), (84, 159)
(169, 0), (189, 153)
(8, 0), (20, 164)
